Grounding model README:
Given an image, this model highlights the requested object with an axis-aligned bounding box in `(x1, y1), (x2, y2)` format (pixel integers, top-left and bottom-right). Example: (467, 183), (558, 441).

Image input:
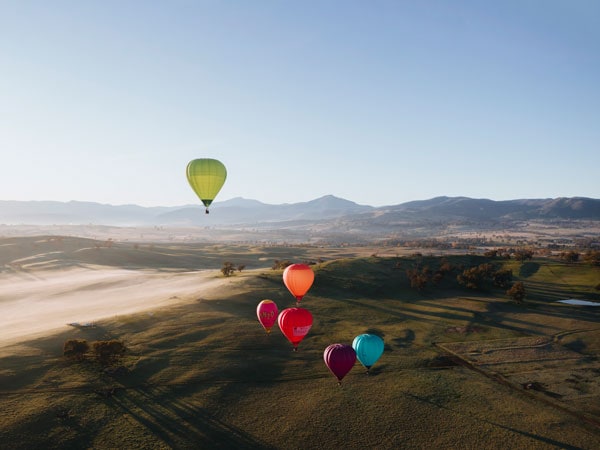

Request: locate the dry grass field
(1, 234), (599, 449)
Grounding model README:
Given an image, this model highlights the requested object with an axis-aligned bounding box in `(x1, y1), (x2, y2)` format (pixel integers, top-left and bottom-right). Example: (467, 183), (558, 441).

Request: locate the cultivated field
(1, 235), (599, 449)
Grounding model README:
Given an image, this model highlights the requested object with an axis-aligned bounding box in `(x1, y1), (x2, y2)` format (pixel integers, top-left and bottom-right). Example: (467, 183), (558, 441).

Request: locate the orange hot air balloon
(282, 264), (315, 303)
(277, 307), (313, 351)
(256, 299), (278, 335)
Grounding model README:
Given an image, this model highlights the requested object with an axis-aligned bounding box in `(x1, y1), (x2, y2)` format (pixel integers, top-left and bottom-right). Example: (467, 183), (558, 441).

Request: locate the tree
(457, 267), (481, 290)
(406, 266), (430, 291)
(221, 261), (235, 277)
(493, 269), (513, 288)
(560, 251), (579, 263)
(506, 282), (526, 303)
(237, 264), (246, 272)
(513, 249), (534, 261)
(583, 250), (600, 267)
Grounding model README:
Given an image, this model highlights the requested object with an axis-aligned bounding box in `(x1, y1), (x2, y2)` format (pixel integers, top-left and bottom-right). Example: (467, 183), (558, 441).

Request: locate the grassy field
(1, 237), (599, 449)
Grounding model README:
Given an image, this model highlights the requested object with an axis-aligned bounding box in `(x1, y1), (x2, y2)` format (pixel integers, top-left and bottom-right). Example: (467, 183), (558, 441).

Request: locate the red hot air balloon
(277, 307), (313, 351)
(256, 299), (278, 335)
(283, 264), (315, 303)
(323, 344), (357, 385)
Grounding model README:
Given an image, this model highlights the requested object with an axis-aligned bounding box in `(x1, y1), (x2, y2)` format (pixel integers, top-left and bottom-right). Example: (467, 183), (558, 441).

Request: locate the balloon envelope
(277, 307), (313, 350)
(323, 343), (356, 383)
(186, 158), (227, 212)
(283, 264), (315, 302)
(256, 299), (278, 334)
(352, 334), (384, 370)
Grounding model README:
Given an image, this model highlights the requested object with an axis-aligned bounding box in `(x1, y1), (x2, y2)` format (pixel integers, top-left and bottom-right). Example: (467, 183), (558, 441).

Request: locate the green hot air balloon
(186, 158), (227, 213)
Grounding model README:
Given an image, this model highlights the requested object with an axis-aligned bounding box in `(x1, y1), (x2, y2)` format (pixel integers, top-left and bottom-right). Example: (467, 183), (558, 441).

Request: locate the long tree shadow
(109, 386), (276, 449)
(519, 262), (540, 277)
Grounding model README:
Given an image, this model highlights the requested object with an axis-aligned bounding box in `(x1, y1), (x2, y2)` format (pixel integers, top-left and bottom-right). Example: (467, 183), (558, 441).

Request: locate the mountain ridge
(1, 196), (599, 229)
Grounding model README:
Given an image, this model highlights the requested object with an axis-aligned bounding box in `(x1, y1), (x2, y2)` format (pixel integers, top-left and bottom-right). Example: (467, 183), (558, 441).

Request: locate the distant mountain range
(1, 196), (599, 230)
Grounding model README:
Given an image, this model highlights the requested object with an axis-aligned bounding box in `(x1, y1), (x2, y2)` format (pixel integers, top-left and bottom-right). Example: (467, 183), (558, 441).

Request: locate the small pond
(556, 299), (600, 306)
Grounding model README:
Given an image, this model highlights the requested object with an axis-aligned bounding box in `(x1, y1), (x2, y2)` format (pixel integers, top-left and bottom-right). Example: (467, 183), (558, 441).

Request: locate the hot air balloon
(352, 334), (384, 374)
(186, 158), (227, 213)
(323, 343), (356, 385)
(256, 299), (278, 335)
(282, 264), (315, 303)
(277, 307), (313, 351)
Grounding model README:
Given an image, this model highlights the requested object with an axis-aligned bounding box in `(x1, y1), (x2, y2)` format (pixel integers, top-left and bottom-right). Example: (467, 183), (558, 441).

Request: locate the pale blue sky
(1, 1), (598, 207)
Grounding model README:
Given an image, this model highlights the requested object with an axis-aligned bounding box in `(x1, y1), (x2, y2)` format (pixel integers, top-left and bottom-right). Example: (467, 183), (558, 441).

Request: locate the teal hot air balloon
(352, 334), (384, 374)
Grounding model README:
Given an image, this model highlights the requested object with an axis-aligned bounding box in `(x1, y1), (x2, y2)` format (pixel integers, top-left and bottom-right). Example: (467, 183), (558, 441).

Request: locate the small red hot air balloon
(277, 307), (313, 351)
(323, 343), (356, 385)
(283, 263), (315, 303)
(256, 299), (278, 335)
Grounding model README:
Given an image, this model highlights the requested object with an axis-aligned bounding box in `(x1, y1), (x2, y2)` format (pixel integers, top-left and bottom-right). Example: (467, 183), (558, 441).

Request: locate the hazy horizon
(3, 192), (600, 210)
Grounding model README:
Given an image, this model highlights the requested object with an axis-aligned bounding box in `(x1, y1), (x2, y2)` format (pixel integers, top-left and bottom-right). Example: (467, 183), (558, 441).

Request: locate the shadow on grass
(392, 329), (415, 348)
(109, 386), (276, 449)
(519, 262), (540, 278)
(404, 391), (584, 450)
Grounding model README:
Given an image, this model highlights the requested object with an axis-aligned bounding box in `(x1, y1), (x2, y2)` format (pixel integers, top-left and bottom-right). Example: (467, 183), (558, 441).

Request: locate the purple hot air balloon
(323, 343), (356, 385)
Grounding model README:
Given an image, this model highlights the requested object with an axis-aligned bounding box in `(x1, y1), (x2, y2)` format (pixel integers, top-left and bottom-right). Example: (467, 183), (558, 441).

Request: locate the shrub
(92, 340), (126, 366)
(63, 339), (89, 361)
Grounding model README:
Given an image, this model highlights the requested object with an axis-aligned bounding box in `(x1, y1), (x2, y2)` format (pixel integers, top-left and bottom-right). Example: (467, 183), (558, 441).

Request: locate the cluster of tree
(456, 263), (513, 290)
(555, 250), (600, 266)
(404, 259), (522, 301)
(383, 238), (455, 249)
(272, 260), (293, 270)
(270, 259), (320, 270)
(574, 238), (600, 249)
(94, 238), (114, 249)
(457, 263), (489, 290)
(483, 248), (535, 261)
(221, 262), (246, 276)
(559, 250), (580, 263)
(404, 260), (455, 291)
(63, 339), (126, 366)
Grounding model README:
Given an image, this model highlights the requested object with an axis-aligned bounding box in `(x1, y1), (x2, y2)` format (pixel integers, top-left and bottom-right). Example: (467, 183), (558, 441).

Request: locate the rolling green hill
(1, 248), (599, 449)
